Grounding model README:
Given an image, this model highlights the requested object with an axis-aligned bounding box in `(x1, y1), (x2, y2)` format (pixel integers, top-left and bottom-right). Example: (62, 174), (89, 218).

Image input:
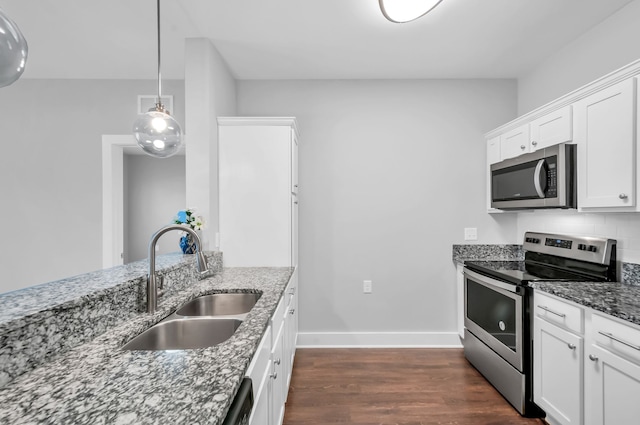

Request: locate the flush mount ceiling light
(379, 0), (443, 23)
(0, 7), (28, 88)
(133, 0), (182, 158)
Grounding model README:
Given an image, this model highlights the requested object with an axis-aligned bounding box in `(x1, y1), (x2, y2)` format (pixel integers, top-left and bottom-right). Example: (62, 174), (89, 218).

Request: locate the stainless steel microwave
(490, 143), (576, 210)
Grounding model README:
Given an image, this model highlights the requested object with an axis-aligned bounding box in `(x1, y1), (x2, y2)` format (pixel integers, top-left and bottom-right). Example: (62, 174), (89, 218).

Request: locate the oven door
(464, 268), (523, 372)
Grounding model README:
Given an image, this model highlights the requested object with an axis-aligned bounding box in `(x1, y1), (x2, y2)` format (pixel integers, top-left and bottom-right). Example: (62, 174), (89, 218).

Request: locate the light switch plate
(464, 227), (478, 241)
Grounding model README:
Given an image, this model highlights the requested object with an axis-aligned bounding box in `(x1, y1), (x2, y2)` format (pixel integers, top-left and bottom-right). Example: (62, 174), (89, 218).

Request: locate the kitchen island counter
(0, 267), (293, 425)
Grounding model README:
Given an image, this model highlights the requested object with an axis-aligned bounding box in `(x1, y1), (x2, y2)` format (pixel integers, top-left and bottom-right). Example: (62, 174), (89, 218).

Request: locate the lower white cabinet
(584, 313), (640, 425)
(246, 324), (272, 425)
(534, 291), (640, 425)
(246, 270), (298, 425)
(534, 312), (583, 425)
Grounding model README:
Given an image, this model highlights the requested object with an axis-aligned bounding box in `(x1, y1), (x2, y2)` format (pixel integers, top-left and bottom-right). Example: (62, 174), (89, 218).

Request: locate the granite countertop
(0, 267), (293, 425)
(531, 281), (640, 327)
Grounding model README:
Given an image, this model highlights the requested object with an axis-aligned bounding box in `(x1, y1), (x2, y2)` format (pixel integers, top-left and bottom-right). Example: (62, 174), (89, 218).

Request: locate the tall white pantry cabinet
(218, 117), (299, 267)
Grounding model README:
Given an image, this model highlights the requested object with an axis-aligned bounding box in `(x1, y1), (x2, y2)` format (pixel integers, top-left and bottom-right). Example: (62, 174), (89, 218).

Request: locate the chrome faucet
(147, 224), (209, 313)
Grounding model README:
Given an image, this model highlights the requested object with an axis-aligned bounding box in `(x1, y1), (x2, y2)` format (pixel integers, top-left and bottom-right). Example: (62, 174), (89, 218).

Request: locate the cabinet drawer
(534, 292), (583, 334)
(592, 313), (640, 365)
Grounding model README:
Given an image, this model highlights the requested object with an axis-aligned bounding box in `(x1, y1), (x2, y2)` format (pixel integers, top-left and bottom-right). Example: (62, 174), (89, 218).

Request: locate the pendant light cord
(156, 0), (163, 108)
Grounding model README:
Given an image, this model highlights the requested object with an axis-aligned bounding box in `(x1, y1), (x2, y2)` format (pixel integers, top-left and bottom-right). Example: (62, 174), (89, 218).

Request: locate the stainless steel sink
(176, 293), (261, 317)
(122, 318), (242, 350)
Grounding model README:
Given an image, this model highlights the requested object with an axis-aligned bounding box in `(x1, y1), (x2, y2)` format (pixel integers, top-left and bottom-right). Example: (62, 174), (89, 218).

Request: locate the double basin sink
(123, 293), (261, 351)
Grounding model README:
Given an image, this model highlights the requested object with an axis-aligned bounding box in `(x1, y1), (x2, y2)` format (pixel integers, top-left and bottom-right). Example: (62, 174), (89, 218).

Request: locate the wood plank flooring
(282, 348), (546, 425)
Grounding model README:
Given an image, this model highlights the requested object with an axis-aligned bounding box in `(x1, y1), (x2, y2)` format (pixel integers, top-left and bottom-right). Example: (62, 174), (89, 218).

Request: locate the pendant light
(0, 7), (28, 88)
(133, 0), (182, 158)
(379, 0), (443, 23)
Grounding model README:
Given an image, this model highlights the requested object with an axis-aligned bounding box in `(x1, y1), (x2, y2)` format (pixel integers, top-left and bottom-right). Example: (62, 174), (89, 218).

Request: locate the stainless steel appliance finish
(491, 144), (576, 210)
(222, 378), (254, 425)
(463, 231), (617, 418)
(464, 268), (524, 372)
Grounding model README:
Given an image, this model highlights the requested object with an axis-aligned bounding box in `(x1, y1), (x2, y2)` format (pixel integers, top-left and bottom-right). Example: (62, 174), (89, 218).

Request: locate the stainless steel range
(463, 232), (617, 417)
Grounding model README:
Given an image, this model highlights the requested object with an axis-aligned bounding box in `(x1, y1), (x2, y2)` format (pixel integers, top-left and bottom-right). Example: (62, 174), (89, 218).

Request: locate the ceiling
(2, 0), (635, 80)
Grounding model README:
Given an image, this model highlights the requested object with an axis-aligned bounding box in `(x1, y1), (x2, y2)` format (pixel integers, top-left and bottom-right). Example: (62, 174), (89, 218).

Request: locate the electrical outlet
(464, 227), (478, 241)
(363, 280), (372, 294)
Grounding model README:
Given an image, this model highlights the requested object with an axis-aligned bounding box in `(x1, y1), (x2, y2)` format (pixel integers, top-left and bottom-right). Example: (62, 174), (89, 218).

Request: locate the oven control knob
(578, 244), (586, 251)
(588, 245), (598, 252)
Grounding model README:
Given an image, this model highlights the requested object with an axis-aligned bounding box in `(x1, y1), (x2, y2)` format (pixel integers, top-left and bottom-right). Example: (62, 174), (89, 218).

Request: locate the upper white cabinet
(574, 79), (637, 210)
(530, 105), (573, 151)
(500, 124), (530, 160)
(218, 117), (299, 267)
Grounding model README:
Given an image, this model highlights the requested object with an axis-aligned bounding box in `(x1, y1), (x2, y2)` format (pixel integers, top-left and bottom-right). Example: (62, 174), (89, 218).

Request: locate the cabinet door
(534, 316), (583, 425)
(270, 322), (286, 425)
(284, 268), (298, 394)
(500, 124), (530, 160)
(291, 135), (299, 268)
(575, 78), (637, 209)
(530, 105), (572, 151)
(219, 124), (293, 266)
(584, 344), (640, 425)
(486, 137), (503, 213)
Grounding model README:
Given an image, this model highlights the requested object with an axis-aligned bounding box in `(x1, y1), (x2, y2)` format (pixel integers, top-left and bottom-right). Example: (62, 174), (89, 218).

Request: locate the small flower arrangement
(174, 208), (204, 231)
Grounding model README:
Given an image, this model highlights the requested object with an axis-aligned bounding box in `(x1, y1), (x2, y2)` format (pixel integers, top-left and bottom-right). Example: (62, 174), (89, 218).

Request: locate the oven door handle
(533, 159), (547, 198)
(463, 268), (520, 294)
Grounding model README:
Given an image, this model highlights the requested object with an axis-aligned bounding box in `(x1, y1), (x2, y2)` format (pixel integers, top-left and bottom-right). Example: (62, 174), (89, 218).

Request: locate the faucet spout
(147, 224), (210, 313)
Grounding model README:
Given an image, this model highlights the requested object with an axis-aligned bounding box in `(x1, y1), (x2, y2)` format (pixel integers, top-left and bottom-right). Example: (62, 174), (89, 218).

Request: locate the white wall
(518, 0), (640, 115)
(516, 212), (640, 264)
(0, 79), (184, 294)
(185, 39), (237, 250)
(124, 154), (186, 263)
(237, 79), (518, 342)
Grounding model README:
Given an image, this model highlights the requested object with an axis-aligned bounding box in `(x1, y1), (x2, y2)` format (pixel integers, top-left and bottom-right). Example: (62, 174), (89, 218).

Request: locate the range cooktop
(464, 231), (618, 285)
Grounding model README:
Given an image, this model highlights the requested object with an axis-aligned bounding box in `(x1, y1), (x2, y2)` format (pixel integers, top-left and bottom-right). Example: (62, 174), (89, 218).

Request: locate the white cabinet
(486, 137), (503, 213)
(500, 124), (530, 160)
(584, 313), (640, 425)
(533, 292), (584, 425)
(534, 291), (640, 425)
(530, 106), (572, 151)
(574, 78), (637, 210)
(246, 270), (299, 425)
(456, 264), (465, 338)
(270, 310), (286, 425)
(247, 326), (272, 425)
(283, 268), (298, 394)
(219, 117), (299, 266)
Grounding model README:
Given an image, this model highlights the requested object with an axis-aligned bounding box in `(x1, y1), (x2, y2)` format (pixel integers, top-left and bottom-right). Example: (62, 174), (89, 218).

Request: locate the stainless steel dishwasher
(222, 378), (254, 425)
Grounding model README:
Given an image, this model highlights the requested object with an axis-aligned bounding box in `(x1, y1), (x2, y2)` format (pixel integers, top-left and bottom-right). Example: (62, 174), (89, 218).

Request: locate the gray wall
(514, 0), (640, 264)
(123, 154), (186, 263)
(237, 79), (518, 335)
(0, 79), (185, 293)
(518, 0), (640, 115)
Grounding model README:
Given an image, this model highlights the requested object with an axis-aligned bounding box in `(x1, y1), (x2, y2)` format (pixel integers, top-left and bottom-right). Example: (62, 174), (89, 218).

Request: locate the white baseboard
(296, 331), (463, 348)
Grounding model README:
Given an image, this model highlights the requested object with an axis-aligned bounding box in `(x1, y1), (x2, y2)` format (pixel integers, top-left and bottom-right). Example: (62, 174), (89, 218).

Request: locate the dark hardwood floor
(283, 348), (546, 425)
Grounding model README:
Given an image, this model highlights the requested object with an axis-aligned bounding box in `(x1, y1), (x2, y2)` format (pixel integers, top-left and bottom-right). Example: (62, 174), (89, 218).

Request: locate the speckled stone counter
(452, 244), (523, 264)
(531, 281), (640, 327)
(0, 267), (293, 425)
(0, 252), (223, 388)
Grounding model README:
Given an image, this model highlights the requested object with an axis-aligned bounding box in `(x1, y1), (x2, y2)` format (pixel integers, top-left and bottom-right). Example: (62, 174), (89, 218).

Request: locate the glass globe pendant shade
(0, 8), (28, 88)
(379, 0), (443, 23)
(133, 108), (183, 158)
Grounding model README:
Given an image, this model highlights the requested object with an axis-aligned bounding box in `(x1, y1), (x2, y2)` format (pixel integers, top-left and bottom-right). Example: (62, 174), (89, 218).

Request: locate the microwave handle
(533, 159), (547, 198)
